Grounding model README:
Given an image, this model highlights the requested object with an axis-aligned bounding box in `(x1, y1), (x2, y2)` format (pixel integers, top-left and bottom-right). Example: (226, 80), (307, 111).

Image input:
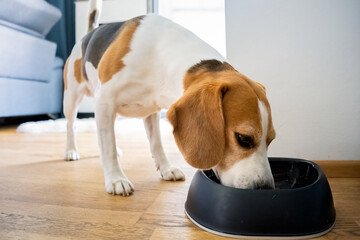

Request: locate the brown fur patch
(183, 62), (236, 90)
(98, 16), (143, 84)
(63, 57), (70, 90)
(188, 59), (236, 74)
(74, 58), (85, 84)
(88, 9), (97, 32)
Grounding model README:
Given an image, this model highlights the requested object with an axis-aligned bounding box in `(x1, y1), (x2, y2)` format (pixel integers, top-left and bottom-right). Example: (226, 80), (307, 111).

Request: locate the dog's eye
(235, 133), (255, 149)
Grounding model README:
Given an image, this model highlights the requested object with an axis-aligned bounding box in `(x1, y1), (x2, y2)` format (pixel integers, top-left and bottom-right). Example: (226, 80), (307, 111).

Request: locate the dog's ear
(166, 82), (228, 169)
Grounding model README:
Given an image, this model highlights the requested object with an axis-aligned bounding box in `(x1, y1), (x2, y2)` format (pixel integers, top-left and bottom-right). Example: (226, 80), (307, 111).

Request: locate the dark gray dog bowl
(185, 157), (336, 239)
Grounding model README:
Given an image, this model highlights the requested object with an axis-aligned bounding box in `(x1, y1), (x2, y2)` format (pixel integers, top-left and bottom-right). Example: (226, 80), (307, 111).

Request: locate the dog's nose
(254, 181), (275, 190)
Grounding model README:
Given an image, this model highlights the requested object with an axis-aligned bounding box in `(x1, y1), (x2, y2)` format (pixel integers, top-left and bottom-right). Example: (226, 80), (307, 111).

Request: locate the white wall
(158, 0), (226, 56)
(225, 0), (360, 160)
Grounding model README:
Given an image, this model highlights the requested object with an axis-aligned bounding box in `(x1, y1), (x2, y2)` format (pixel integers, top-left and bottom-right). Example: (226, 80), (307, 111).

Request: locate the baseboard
(77, 112), (95, 118)
(314, 160), (360, 178)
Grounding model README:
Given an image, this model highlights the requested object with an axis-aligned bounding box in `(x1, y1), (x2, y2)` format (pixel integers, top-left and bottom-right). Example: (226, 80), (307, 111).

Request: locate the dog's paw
(64, 150), (80, 161)
(160, 166), (185, 181)
(106, 178), (135, 196)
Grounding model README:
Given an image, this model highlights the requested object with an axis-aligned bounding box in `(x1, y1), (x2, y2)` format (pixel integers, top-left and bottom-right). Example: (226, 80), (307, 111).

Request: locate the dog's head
(167, 60), (276, 189)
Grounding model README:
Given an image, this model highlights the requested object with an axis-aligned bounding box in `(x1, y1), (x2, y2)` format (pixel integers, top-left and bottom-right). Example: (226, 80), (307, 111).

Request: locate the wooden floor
(0, 125), (359, 240)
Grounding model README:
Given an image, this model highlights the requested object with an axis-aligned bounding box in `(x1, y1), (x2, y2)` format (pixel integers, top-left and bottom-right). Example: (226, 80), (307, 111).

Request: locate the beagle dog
(63, 0), (276, 196)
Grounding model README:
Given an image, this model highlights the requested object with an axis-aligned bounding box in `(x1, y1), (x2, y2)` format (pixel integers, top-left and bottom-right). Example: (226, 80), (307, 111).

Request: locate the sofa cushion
(0, 19), (44, 39)
(53, 57), (64, 70)
(0, 23), (57, 82)
(0, 56), (64, 117)
(0, 0), (61, 36)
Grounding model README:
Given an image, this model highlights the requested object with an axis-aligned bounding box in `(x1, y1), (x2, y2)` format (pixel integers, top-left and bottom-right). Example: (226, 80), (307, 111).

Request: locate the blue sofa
(0, 0), (64, 117)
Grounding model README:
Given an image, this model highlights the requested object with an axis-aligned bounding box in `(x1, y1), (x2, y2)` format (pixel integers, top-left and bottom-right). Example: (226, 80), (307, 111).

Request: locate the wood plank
(145, 191), (188, 216)
(0, 231), (68, 240)
(0, 211), (154, 240)
(315, 160), (360, 178)
(0, 176), (161, 212)
(0, 199), (143, 226)
(150, 226), (230, 240)
(136, 213), (192, 228)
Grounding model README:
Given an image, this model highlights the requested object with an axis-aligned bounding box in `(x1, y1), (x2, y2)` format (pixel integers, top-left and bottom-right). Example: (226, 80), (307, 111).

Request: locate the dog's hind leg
(63, 54), (88, 161)
(63, 85), (86, 161)
(143, 112), (185, 181)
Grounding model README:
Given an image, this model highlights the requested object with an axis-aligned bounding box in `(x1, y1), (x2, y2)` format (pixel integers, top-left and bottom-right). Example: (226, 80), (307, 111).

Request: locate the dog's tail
(87, 0), (102, 32)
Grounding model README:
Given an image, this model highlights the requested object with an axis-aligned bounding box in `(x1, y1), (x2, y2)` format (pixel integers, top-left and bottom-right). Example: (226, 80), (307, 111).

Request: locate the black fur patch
(187, 59), (235, 74)
(80, 16), (144, 80)
(81, 22), (125, 80)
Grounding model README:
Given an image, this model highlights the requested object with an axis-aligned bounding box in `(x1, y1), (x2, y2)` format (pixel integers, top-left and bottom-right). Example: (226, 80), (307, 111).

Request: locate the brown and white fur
(63, 0), (276, 196)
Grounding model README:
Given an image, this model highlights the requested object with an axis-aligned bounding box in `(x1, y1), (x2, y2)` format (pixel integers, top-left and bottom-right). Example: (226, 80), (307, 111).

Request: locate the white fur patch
(84, 61), (99, 95)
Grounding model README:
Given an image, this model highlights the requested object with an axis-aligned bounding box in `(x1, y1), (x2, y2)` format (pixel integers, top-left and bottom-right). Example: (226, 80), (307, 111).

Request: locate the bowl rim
(202, 157), (323, 192)
(185, 208), (335, 240)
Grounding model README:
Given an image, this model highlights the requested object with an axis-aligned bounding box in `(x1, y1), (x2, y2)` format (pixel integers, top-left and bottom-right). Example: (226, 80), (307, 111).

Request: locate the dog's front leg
(143, 112), (185, 181)
(95, 101), (134, 196)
